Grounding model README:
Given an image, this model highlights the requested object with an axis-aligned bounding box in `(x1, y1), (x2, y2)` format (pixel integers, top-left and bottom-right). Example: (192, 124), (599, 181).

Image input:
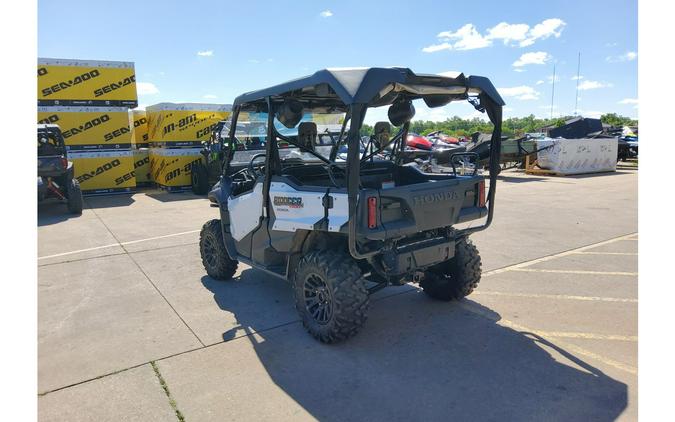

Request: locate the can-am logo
(274, 196), (303, 208)
(412, 191), (458, 206)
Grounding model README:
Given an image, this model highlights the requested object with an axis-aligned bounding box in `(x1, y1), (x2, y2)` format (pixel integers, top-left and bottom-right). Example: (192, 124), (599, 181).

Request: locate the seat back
(297, 122), (317, 151)
(373, 121), (391, 148)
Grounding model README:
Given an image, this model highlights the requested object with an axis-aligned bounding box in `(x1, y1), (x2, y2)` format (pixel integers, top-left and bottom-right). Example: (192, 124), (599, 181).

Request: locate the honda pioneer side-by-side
(198, 68), (504, 343)
(37, 124), (83, 214)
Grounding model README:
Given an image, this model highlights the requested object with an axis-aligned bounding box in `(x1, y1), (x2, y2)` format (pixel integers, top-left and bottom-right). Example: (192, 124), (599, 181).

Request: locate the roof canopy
(233, 67), (505, 109)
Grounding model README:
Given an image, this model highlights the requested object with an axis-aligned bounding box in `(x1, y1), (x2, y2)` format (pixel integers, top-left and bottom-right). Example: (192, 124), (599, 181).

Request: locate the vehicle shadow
(37, 201), (81, 226)
(82, 194), (135, 209)
(201, 269), (628, 422)
(146, 190), (205, 203)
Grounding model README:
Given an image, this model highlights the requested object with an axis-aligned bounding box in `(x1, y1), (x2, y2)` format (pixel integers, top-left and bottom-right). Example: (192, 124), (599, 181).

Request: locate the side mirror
(388, 100), (415, 126)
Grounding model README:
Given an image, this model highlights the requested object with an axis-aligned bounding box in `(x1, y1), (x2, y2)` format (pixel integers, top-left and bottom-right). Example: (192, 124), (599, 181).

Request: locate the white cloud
(319, 10), (333, 18)
(619, 98), (638, 105)
(248, 59), (260, 63)
(423, 18), (566, 53)
(137, 82), (159, 96)
(197, 50), (214, 57)
(536, 80), (545, 85)
(547, 74), (560, 84)
(437, 24), (491, 50)
(525, 19), (566, 45)
(571, 75), (584, 80)
(422, 42), (453, 53)
(605, 42), (618, 47)
(513, 51), (551, 67)
(513, 68), (526, 73)
(606, 51), (637, 62)
(487, 22), (530, 45)
(487, 18), (566, 47)
(577, 80), (613, 91)
(203, 94), (218, 99)
(498, 85), (540, 100)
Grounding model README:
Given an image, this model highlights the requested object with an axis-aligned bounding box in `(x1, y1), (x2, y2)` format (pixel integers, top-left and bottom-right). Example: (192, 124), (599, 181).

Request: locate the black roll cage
(222, 69), (503, 261)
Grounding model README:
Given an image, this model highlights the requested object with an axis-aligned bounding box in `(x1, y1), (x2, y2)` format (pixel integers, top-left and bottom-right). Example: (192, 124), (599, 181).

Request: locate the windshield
(228, 109), (349, 165)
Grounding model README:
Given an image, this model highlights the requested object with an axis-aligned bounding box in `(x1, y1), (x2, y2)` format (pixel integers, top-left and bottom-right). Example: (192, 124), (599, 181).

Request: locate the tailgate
(358, 177), (483, 240)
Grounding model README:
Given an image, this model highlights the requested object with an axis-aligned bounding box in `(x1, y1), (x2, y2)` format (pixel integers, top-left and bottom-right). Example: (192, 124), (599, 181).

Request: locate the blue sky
(38, 0), (637, 121)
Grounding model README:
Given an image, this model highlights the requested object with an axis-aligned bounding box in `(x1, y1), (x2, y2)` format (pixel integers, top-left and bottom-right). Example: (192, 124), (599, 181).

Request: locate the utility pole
(550, 64), (556, 120)
(574, 52), (581, 115)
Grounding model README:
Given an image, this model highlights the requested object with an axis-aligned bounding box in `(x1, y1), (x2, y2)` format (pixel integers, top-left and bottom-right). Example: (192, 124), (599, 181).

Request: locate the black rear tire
(191, 162), (210, 195)
(199, 219), (238, 280)
(293, 250), (369, 343)
(67, 179), (83, 214)
(421, 236), (482, 301)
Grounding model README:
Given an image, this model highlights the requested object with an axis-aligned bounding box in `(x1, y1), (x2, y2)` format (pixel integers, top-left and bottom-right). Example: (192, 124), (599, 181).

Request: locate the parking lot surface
(38, 168), (638, 421)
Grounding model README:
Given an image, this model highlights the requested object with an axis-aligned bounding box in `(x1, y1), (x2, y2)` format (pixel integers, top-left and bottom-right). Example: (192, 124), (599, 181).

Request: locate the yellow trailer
(38, 106), (133, 150)
(70, 150), (136, 194)
(38, 58), (138, 107)
(146, 103), (231, 147)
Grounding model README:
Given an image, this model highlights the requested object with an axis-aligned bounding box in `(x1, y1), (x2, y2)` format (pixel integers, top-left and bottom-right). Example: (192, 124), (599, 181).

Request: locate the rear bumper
(380, 237), (455, 275)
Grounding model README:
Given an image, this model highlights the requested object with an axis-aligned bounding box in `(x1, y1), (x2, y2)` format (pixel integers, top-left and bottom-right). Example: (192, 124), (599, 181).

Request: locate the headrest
(297, 122), (317, 150)
(373, 121), (391, 145)
(276, 99), (304, 129)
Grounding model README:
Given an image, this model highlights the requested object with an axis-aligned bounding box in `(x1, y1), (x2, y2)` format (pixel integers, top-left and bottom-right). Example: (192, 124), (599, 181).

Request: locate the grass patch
(151, 361), (185, 422)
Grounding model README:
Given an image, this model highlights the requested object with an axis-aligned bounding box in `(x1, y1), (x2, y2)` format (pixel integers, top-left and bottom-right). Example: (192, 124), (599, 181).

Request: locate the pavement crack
(151, 361), (186, 422)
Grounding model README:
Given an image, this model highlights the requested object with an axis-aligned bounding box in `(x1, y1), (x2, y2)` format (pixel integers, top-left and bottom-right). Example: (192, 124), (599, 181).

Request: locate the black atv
(37, 124), (83, 214)
(198, 68), (504, 343)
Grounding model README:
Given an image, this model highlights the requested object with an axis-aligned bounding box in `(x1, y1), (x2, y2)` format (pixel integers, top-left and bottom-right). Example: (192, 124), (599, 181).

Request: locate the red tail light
(478, 180), (486, 207)
(367, 197), (377, 229)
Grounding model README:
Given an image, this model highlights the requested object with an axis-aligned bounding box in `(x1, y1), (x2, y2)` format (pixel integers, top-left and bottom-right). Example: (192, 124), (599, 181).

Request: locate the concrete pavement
(38, 168), (638, 421)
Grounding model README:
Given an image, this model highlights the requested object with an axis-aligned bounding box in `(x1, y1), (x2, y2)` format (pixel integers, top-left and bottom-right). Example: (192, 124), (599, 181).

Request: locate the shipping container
(146, 103), (231, 146)
(38, 58), (138, 107)
(133, 148), (151, 185)
(38, 106), (133, 150)
(70, 150), (136, 194)
(149, 147), (204, 190)
(130, 109), (149, 148)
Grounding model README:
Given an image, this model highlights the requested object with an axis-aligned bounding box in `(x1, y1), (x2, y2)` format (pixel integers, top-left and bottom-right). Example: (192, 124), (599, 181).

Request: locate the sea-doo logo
(104, 126), (130, 142)
(412, 191), (458, 206)
(76, 159), (121, 183)
(93, 74), (135, 97)
(62, 114), (111, 139)
(274, 196), (303, 208)
(41, 69), (101, 97)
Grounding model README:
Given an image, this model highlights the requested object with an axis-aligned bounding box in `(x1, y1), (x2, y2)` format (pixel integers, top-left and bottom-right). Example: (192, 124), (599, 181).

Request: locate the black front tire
(421, 236), (482, 301)
(191, 163), (210, 195)
(293, 250), (369, 343)
(67, 179), (83, 214)
(199, 219), (238, 280)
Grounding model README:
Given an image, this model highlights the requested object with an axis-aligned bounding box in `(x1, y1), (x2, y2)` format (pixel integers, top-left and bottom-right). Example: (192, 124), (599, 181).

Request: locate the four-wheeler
(37, 124), (83, 214)
(198, 68), (504, 343)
